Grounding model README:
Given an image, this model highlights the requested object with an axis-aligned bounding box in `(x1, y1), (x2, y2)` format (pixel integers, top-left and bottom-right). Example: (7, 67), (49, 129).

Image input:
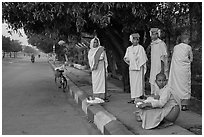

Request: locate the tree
(3, 2), (202, 92)
(2, 35), (22, 58)
(24, 46), (37, 54)
(2, 35), (11, 52)
(27, 32), (55, 53)
(2, 35), (11, 58)
(10, 40), (22, 58)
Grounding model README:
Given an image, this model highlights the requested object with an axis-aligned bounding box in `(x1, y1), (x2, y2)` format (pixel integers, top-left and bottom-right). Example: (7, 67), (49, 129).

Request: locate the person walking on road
(88, 37), (108, 101)
(124, 33), (148, 104)
(168, 33), (193, 111)
(148, 28), (168, 95)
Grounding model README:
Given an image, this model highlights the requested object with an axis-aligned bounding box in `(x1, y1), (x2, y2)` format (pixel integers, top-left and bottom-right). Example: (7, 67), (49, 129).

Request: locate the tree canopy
(2, 2), (158, 36)
(3, 2), (201, 51)
(2, 2), (202, 92)
(27, 32), (55, 53)
(23, 46), (37, 54)
(2, 35), (22, 53)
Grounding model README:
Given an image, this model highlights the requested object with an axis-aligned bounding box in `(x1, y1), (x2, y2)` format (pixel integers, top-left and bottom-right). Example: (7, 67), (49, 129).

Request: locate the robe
(124, 45), (148, 98)
(138, 86), (181, 129)
(149, 39), (168, 94)
(88, 45), (108, 98)
(168, 43), (193, 101)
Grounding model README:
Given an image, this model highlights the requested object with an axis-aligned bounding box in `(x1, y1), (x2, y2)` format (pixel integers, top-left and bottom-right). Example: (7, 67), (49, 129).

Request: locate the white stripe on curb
(69, 89), (73, 96)
(74, 92), (79, 103)
(94, 111), (116, 134)
(82, 99), (90, 114)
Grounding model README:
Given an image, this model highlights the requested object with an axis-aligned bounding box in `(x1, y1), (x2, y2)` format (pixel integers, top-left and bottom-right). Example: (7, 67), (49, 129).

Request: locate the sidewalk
(50, 61), (202, 135)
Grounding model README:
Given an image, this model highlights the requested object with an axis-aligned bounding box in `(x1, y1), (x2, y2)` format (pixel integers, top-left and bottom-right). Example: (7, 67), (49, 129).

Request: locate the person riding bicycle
(54, 40), (67, 77)
(31, 54), (35, 62)
(54, 40), (69, 92)
(58, 40), (69, 64)
(31, 53), (35, 59)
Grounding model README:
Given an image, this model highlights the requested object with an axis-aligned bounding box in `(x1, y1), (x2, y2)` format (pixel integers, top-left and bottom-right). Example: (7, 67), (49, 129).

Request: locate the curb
(49, 62), (133, 135)
(49, 62), (196, 135)
(65, 74), (133, 135)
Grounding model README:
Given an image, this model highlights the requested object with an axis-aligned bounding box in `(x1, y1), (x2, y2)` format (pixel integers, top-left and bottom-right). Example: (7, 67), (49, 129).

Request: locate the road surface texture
(2, 55), (101, 135)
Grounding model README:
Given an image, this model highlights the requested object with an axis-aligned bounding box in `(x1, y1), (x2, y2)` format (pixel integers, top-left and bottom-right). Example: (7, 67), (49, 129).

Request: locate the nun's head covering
(150, 28), (161, 37)
(90, 37), (101, 49)
(88, 37), (108, 70)
(129, 33), (140, 43)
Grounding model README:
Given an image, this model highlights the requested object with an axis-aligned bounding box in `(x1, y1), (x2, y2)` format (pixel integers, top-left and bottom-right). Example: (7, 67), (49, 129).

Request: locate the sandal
(104, 98), (110, 102)
(139, 95), (146, 100)
(127, 100), (135, 104)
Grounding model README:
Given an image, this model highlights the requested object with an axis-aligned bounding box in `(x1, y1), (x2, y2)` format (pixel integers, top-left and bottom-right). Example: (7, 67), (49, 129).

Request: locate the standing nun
(168, 33), (193, 111)
(148, 28), (169, 95)
(124, 33), (148, 104)
(88, 37), (108, 101)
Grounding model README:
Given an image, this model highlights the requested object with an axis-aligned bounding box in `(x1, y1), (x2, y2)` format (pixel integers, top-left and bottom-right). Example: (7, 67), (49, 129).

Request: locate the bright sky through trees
(2, 23), (30, 46)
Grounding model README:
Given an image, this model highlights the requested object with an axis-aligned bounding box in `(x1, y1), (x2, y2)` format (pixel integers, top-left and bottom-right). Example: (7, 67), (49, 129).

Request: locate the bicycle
(54, 40), (69, 92)
(54, 65), (67, 93)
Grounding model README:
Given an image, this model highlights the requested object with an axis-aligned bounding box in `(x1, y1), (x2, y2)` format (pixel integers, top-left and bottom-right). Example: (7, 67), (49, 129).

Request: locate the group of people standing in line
(87, 28), (193, 129)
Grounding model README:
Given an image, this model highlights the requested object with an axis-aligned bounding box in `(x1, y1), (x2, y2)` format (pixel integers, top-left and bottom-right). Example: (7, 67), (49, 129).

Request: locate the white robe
(91, 59), (106, 94)
(88, 39), (108, 95)
(149, 39), (168, 94)
(168, 43), (193, 100)
(138, 86), (181, 129)
(124, 45), (148, 98)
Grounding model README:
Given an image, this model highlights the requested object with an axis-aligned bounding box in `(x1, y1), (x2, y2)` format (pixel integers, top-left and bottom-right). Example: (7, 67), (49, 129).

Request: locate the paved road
(2, 56), (101, 135)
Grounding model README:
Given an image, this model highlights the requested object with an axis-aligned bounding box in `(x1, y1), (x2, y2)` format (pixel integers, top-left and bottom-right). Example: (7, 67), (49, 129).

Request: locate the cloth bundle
(86, 97), (105, 104)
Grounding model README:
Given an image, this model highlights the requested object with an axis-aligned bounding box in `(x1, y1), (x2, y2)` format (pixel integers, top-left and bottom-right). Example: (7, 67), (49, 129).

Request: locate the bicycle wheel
(62, 76), (67, 92)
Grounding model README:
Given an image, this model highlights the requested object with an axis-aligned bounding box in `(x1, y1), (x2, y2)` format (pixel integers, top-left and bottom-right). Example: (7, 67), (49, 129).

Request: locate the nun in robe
(168, 34), (193, 111)
(88, 37), (108, 100)
(124, 33), (148, 103)
(149, 28), (169, 95)
(136, 86), (181, 129)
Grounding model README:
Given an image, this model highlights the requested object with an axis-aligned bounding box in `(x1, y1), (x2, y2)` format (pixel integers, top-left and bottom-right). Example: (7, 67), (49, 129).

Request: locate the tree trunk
(106, 29), (130, 93)
(121, 31), (130, 93)
(189, 3), (193, 43)
(97, 28), (130, 93)
(3, 51), (5, 58)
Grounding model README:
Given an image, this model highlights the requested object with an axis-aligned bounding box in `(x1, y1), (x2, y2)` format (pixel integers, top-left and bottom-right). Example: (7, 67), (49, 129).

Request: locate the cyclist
(31, 53), (35, 63)
(58, 40), (68, 64)
(54, 40), (69, 91)
(54, 64), (66, 89)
